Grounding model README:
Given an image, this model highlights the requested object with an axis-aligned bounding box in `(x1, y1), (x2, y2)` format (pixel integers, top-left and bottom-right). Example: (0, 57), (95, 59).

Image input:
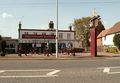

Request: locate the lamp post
(90, 15), (100, 57)
(56, 0), (58, 58)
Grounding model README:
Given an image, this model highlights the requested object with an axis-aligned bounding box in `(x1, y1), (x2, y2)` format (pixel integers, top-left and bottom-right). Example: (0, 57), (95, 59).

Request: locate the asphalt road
(0, 58), (120, 83)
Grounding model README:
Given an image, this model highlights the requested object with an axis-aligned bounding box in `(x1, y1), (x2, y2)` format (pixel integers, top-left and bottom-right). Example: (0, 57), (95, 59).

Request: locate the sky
(0, 0), (120, 38)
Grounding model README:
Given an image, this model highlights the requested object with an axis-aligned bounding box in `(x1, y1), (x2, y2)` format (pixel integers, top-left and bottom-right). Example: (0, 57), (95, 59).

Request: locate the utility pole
(56, 0), (58, 58)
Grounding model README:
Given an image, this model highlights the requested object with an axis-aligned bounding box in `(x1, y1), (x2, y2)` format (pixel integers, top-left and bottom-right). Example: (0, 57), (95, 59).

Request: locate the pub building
(18, 21), (75, 54)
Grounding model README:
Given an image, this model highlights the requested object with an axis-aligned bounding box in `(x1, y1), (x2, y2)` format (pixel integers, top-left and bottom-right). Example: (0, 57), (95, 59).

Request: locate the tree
(0, 35), (6, 56)
(0, 35), (2, 40)
(113, 34), (120, 49)
(0, 35), (2, 53)
(73, 17), (91, 48)
(96, 21), (105, 36)
(73, 16), (105, 49)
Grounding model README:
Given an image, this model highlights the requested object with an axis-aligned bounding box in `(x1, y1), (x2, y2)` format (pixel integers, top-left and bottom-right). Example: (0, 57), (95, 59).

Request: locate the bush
(105, 47), (118, 53)
(113, 34), (120, 49)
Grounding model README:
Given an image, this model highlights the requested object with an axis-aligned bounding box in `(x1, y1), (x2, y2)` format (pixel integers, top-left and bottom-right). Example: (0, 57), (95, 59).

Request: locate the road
(0, 58), (120, 83)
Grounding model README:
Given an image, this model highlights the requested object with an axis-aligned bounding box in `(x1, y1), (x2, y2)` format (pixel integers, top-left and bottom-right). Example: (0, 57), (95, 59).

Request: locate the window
(51, 33), (54, 35)
(67, 33), (71, 39)
(59, 33), (63, 39)
(104, 36), (106, 41)
(42, 33), (46, 35)
(33, 32), (37, 35)
(10, 44), (15, 48)
(6, 44), (9, 48)
(24, 32), (28, 34)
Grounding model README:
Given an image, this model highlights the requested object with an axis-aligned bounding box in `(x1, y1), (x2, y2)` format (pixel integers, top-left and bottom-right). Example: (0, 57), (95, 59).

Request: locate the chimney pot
(49, 21), (54, 29)
(19, 21), (22, 29)
(69, 25), (72, 31)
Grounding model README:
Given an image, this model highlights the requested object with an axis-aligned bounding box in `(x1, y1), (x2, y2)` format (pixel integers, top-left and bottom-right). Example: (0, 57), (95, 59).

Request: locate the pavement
(0, 52), (120, 60)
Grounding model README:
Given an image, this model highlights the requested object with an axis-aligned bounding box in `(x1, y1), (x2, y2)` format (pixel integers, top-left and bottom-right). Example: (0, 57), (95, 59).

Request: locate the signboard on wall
(22, 34), (55, 39)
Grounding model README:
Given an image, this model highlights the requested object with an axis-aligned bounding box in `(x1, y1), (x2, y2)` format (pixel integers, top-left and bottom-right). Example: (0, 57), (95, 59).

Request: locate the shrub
(113, 34), (120, 49)
(105, 47), (118, 53)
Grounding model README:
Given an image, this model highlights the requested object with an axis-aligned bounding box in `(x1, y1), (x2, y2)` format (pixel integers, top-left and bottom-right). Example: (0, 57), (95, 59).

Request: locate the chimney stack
(19, 21), (22, 29)
(69, 25), (72, 31)
(49, 21), (54, 29)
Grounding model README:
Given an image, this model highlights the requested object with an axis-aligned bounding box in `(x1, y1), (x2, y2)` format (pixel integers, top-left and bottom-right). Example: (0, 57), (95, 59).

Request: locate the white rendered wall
(102, 34), (115, 46)
(19, 29), (75, 47)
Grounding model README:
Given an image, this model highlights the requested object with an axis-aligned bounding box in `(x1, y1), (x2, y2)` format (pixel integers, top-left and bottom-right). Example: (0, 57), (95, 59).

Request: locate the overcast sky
(0, 0), (120, 38)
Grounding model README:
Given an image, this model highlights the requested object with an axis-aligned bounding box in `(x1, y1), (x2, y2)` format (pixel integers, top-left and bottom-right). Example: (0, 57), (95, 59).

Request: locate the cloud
(2, 12), (13, 19)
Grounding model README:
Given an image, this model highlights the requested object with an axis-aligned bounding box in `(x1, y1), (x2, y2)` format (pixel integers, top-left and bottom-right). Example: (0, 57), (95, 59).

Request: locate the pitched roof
(97, 29), (110, 38)
(97, 21), (120, 38)
(107, 21), (120, 35)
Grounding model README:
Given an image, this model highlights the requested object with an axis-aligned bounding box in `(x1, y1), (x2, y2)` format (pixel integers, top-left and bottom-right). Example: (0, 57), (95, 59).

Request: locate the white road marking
(103, 68), (110, 73)
(0, 71), (5, 73)
(97, 66), (120, 69)
(106, 57), (120, 60)
(97, 66), (120, 74)
(109, 72), (120, 74)
(0, 69), (55, 72)
(0, 69), (61, 78)
(0, 75), (58, 78)
(47, 70), (61, 76)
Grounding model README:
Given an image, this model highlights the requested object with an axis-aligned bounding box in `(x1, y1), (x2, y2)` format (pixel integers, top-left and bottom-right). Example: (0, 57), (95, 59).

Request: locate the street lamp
(56, 0), (58, 58)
